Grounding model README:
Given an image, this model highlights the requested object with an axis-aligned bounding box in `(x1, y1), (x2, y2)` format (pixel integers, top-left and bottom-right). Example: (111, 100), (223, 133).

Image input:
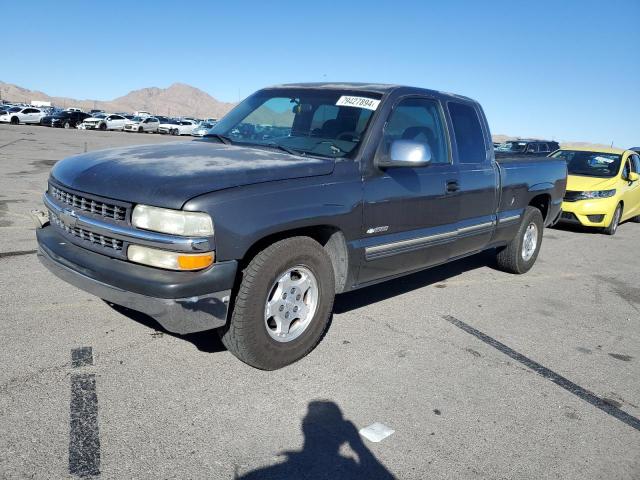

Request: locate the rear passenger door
(446, 101), (499, 259)
(359, 96), (460, 284)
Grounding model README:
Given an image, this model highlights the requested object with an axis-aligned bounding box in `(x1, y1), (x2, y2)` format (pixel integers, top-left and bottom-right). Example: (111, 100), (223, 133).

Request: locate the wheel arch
(240, 225), (350, 294)
(528, 193), (551, 221)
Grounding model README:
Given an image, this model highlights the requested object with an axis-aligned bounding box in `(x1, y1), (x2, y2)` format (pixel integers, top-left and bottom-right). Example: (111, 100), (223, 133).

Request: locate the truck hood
(50, 141), (336, 209)
(566, 174), (617, 191)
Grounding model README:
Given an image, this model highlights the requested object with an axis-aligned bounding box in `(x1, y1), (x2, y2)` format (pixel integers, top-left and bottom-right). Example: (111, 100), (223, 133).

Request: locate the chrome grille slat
(50, 184), (128, 221)
(49, 211), (124, 252)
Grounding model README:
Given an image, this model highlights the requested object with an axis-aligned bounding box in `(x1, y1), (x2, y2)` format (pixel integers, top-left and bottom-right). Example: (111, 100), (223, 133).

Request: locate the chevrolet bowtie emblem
(60, 208), (78, 228)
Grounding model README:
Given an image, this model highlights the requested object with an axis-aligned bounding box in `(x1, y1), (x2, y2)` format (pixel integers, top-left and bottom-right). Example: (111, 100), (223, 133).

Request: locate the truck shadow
(334, 250), (496, 314)
(105, 302), (226, 353)
(106, 249), (496, 352)
(235, 400), (394, 479)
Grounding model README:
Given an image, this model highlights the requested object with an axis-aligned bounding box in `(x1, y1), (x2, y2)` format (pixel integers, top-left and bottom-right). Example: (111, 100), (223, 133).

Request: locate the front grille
(50, 211), (124, 252)
(49, 184), (128, 221)
(563, 191), (582, 202)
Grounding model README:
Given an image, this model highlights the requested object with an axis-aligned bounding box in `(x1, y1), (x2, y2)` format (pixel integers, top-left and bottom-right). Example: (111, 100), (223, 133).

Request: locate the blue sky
(4, 0), (639, 146)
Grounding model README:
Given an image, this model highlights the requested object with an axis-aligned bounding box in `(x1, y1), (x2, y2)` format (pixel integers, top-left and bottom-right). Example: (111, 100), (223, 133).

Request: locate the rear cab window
(447, 102), (487, 164)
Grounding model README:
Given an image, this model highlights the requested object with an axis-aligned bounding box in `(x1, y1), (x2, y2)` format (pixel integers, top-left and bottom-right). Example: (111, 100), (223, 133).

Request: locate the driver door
(622, 153), (640, 219)
(359, 96), (460, 285)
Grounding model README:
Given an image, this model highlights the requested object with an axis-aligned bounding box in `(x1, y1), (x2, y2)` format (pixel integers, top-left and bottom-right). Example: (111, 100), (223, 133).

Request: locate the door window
(538, 143), (549, 153)
(629, 154), (639, 173)
(448, 102), (487, 163)
(378, 97), (449, 164)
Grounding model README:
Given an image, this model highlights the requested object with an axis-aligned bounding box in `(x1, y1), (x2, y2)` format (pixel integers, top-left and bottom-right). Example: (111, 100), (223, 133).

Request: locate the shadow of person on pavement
(236, 401), (394, 480)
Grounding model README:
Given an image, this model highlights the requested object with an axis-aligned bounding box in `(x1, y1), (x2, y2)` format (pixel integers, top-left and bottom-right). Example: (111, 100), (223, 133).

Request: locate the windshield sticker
(336, 96), (380, 111)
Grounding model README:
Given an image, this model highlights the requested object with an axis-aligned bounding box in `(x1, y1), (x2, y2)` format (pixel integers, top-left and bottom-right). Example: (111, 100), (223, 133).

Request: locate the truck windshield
(207, 88), (382, 158)
(496, 141), (527, 152)
(550, 150), (622, 178)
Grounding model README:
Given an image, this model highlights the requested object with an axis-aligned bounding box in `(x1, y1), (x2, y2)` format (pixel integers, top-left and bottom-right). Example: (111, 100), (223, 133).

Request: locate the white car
(158, 119), (197, 136)
(191, 121), (216, 137)
(0, 107), (46, 125)
(123, 116), (160, 133)
(81, 114), (128, 131)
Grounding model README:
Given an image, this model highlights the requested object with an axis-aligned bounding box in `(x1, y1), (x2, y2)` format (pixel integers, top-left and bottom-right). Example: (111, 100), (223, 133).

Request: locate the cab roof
(266, 82), (476, 103)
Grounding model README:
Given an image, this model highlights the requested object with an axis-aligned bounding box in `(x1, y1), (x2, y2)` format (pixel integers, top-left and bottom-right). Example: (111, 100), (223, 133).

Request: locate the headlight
(576, 189), (616, 200)
(132, 205), (213, 236)
(128, 245), (214, 270)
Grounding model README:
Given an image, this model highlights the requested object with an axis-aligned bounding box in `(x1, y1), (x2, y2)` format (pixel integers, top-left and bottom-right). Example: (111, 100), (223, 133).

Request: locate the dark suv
(40, 111), (90, 128)
(495, 139), (560, 157)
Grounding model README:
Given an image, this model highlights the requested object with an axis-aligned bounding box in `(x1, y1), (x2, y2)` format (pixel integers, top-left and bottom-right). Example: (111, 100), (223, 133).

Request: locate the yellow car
(551, 147), (640, 235)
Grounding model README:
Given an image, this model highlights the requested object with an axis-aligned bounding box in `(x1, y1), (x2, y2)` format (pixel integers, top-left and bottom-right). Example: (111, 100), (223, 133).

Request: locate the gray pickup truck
(35, 83), (567, 369)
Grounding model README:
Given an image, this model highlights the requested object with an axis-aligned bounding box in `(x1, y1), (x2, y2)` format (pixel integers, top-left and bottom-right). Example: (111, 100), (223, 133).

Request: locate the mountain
(0, 81), (236, 118)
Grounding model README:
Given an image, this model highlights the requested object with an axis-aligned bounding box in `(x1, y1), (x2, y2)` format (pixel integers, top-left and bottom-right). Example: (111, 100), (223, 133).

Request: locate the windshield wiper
(204, 133), (232, 145)
(264, 142), (304, 156)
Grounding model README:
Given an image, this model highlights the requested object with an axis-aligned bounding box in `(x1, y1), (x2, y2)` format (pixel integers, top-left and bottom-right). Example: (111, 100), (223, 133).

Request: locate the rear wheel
(138, 126), (143, 133)
(603, 203), (622, 235)
(63, 121), (71, 129)
(10, 116), (19, 125)
(496, 206), (544, 274)
(219, 237), (335, 370)
(172, 128), (179, 136)
(99, 122), (107, 131)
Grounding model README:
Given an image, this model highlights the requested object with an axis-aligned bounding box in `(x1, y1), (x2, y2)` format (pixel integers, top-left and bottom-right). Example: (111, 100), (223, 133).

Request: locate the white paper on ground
(359, 422), (395, 442)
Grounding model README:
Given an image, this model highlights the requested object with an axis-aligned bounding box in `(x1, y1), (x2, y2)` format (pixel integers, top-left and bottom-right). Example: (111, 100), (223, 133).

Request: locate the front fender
(184, 163), (362, 262)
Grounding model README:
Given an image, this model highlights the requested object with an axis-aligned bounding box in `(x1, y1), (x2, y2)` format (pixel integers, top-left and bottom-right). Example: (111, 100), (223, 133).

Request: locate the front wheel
(138, 126), (143, 133)
(10, 116), (19, 125)
(496, 206), (544, 274)
(63, 121), (71, 129)
(603, 203), (622, 235)
(219, 237), (335, 370)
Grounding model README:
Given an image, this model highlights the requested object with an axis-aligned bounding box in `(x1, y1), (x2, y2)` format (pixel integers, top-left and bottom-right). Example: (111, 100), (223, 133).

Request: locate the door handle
(446, 181), (459, 193)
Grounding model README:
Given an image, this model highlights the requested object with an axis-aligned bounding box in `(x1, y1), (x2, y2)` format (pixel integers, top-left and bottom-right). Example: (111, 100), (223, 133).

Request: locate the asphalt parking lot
(0, 124), (639, 479)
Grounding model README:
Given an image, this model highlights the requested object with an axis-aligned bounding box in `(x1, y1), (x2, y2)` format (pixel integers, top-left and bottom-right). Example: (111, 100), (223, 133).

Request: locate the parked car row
(0, 103), (217, 136)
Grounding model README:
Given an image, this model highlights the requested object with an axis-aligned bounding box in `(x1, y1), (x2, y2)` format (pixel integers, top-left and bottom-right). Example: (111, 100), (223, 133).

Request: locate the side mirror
(378, 139), (432, 168)
(628, 172), (639, 182)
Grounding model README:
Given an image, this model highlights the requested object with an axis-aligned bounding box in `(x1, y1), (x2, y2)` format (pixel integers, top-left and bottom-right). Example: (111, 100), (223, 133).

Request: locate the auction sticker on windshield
(336, 96), (381, 110)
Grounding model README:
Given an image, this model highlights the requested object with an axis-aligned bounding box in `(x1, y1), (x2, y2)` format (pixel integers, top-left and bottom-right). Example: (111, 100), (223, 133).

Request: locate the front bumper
(559, 198), (616, 227)
(36, 224), (237, 334)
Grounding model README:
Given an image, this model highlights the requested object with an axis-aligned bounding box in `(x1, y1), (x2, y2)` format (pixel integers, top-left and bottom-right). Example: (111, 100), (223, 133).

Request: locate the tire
(10, 116), (19, 125)
(172, 128), (179, 136)
(63, 121), (71, 129)
(99, 122), (107, 131)
(631, 215), (640, 223)
(603, 203), (622, 235)
(219, 237), (335, 370)
(138, 126), (143, 133)
(496, 206), (544, 274)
